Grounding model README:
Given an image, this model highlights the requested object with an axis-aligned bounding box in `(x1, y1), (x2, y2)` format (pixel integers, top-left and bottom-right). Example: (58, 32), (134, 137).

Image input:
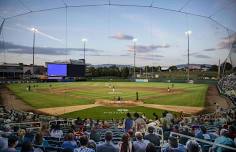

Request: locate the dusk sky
(0, 0), (236, 66)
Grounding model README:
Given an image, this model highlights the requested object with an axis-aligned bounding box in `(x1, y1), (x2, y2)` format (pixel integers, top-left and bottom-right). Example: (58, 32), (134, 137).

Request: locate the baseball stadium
(0, 1), (236, 152)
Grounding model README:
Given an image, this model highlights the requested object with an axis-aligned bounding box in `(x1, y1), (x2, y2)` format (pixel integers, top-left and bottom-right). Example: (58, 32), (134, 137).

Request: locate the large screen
(47, 64), (67, 76)
(67, 64), (85, 77)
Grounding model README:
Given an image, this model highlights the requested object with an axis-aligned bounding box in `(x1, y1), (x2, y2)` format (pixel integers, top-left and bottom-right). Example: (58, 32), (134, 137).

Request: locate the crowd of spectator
(218, 73), (236, 104)
(0, 104), (236, 152)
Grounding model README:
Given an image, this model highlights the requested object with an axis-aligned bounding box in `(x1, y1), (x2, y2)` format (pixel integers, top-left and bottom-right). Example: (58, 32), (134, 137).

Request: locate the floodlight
(82, 38), (88, 42)
(185, 30), (192, 35)
(31, 27), (38, 32)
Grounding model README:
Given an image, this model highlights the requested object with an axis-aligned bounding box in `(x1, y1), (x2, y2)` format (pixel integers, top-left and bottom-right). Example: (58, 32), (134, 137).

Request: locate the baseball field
(6, 82), (208, 119)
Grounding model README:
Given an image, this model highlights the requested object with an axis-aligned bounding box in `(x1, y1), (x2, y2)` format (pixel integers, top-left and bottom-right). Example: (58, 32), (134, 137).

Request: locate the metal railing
(170, 132), (236, 151)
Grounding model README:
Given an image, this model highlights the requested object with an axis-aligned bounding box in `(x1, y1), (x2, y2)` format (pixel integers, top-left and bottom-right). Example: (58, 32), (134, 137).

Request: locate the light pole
(31, 28), (38, 66)
(185, 30), (192, 82)
(132, 38), (137, 80)
(82, 38), (87, 63)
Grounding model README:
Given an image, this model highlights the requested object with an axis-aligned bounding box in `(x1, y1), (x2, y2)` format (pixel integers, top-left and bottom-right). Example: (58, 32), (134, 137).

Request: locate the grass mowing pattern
(7, 82), (208, 109)
(61, 106), (179, 120)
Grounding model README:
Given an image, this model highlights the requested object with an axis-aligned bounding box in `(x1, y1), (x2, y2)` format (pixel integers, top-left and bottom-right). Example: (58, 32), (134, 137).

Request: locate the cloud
(194, 54), (211, 59)
(87, 54), (114, 57)
(127, 44), (170, 53)
(109, 33), (134, 40)
(0, 41), (103, 55)
(119, 54), (131, 57)
(137, 54), (164, 61)
(218, 32), (236, 49)
(203, 48), (217, 51)
(183, 52), (211, 59)
(201, 32), (236, 52)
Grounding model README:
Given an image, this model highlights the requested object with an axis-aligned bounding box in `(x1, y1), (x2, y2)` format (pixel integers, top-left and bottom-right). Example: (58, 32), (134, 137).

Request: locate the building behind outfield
(0, 63), (45, 80)
(46, 59), (86, 80)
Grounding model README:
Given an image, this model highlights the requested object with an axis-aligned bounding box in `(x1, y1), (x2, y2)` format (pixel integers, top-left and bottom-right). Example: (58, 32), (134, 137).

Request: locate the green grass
(7, 82), (208, 109)
(61, 106), (179, 120)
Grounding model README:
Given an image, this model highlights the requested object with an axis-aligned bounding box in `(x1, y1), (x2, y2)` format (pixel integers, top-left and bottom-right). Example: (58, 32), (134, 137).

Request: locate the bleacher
(218, 73), (236, 105)
(1, 104), (236, 152)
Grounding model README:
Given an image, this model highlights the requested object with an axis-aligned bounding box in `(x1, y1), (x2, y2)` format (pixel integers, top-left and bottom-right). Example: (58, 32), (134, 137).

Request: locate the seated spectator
(89, 127), (101, 142)
(102, 120), (110, 129)
(146, 143), (157, 152)
(50, 124), (63, 138)
(96, 131), (118, 152)
(74, 135), (94, 152)
(0, 135), (8, 151)
(3, 135), (18, 152)
(128, 129), (135, 141)
(133, 132), (149, 152)
(17, 129), (26, 145)
(118, 133), (132, 152)
(186, 140), (201, 152)
(88, 140), (96, 151)
(118, 120), (123, 129)
(212, 129), (236, 152)
(61, 133), (78, 151)
(33, 132), (49, 147)
(40, 124), (50, 136)
(20, 141), (34, 152)
(228, 125), (236, 141)
(144, 126), (160, 146)
(195, 126), (211, 141)
(162, 136), (185, 152)
(179, 127), (194, 145)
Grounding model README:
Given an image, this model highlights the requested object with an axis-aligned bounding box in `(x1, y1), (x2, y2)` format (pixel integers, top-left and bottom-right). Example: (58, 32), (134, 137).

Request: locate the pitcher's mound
(95, 99), (143, 107)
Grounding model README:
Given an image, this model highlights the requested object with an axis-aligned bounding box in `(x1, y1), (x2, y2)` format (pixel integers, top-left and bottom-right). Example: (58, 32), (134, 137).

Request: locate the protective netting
(0, 0), (236, 70)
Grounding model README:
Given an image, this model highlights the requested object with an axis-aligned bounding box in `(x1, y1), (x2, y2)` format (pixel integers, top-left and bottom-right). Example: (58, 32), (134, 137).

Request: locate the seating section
(1, 104), (236, 152)
(218, 73), (236, 104)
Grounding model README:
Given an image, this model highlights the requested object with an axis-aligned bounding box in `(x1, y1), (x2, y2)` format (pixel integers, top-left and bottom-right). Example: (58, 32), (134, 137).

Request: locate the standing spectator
(134, 113), (147, 133)
(123, 113), (134, 132)
(118, 133), (132, 152)
(144, 126), (160, 146)
(97, 131), (118, 152)
(3, 135), (18, 152)
(61, 133), (78, 151)
(74, 135), (94, 152)
(50, 124), (63, 138)
(133, 132), (149, 152)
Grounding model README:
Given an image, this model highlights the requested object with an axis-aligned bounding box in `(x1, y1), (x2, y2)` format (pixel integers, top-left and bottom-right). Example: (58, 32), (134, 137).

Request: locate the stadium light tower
(132, 38), (138, 80)
(31, 27), (38, 66)
(82, 38), (88, 63)
(185, 30), (192, 82)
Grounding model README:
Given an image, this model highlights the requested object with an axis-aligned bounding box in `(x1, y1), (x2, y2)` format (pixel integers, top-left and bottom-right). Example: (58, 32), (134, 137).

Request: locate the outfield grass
(61, 106), (179, 120)
(7, 82), (208, 109)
